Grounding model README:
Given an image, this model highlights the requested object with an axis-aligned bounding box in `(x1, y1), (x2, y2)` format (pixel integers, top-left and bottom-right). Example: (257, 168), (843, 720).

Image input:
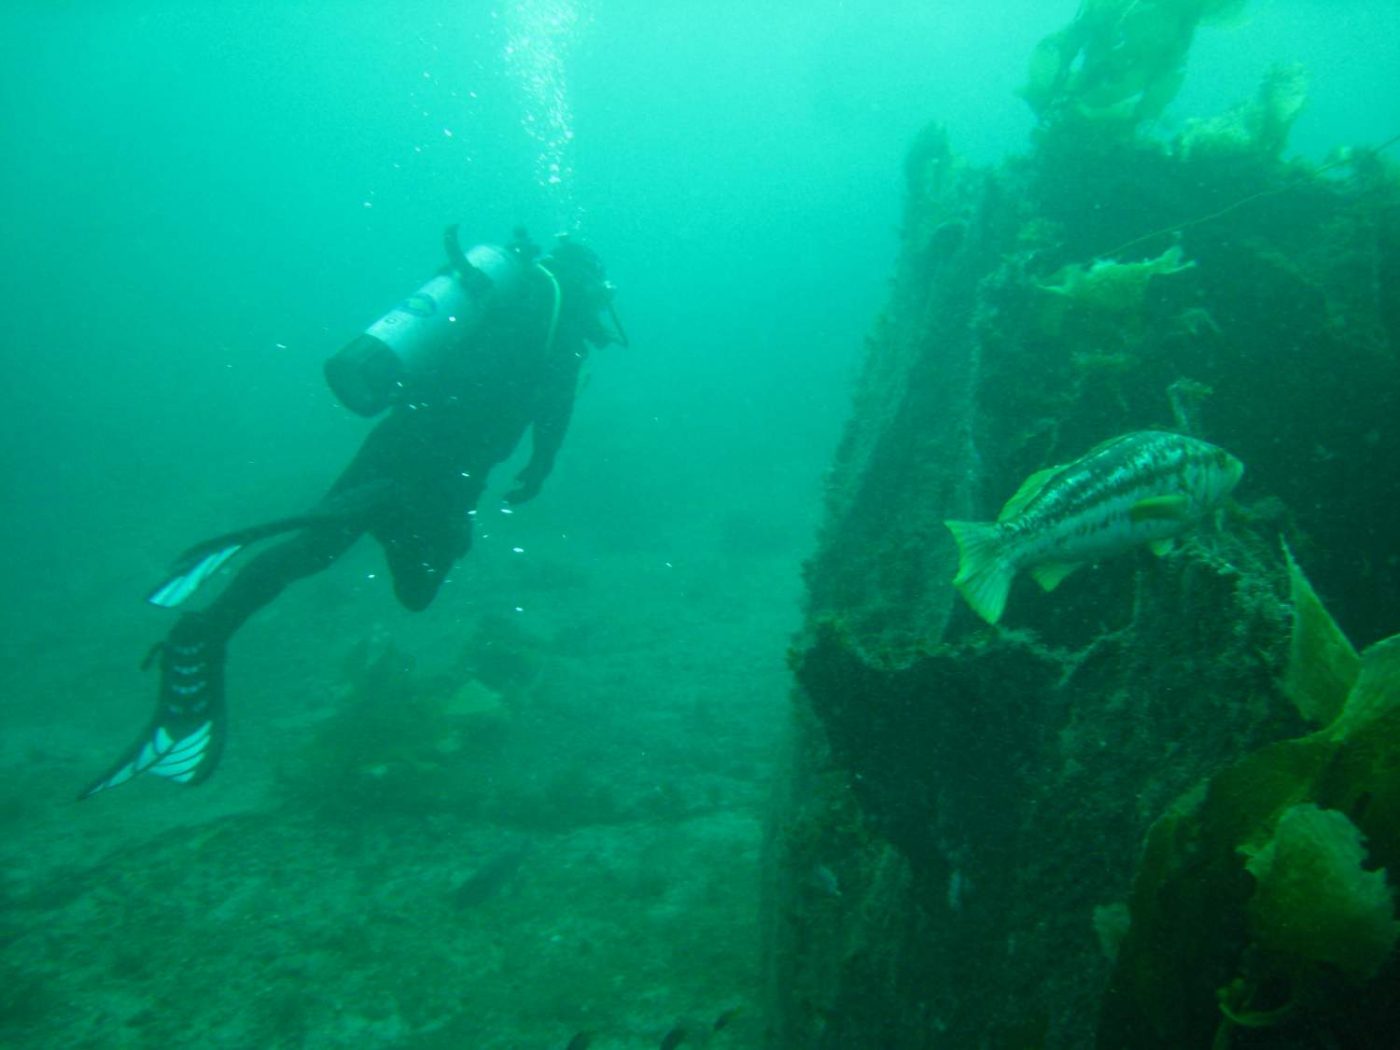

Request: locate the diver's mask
(542, 235), (630, 348)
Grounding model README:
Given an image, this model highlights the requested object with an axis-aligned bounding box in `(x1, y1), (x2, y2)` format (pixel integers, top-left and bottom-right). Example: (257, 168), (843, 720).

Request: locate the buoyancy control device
(324, 226), (526, 416)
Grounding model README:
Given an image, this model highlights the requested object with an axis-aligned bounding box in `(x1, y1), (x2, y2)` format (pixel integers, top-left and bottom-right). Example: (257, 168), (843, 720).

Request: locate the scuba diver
(80, 227), (626, 798)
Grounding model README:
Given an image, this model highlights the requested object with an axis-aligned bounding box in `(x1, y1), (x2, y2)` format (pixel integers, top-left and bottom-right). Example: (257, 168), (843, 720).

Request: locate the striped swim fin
(145, 517), (315, 608)
(79, 620), (227, 799)
(145, 481), (394, 608)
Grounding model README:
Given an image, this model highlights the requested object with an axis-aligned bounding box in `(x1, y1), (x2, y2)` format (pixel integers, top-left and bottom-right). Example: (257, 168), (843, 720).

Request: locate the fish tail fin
(945, 520), (1015, 625)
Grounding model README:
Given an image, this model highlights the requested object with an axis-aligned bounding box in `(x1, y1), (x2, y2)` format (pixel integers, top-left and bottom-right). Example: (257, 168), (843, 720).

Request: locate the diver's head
(540, 234), (629, 348)
(542, 235), (614, 313)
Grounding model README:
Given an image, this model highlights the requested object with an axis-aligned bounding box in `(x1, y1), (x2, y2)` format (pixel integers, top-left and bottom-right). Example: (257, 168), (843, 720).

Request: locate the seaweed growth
(1021, 0), (1249, 131)
(278, 633), (513, 818)
(1178, 63), (1309, 161)
(772, 3), (1400, 1048)
(1098, 555), (1400, 1048)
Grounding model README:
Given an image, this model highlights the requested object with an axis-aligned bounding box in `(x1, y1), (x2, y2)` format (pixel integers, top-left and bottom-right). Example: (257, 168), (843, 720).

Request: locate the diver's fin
(946, 519), (1016, 625)
(146, 483), (394, 608)
(146, 539), (245, 608)
(79, 619), (227, 799)
(1029, 560), (1081, 592)
(146, 517), (316, 608)
(78, 717), (225, 799)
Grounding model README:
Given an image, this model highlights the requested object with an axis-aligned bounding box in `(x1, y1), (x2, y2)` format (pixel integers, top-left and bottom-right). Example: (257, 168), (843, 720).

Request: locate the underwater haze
(2, 2), (1398, 1048)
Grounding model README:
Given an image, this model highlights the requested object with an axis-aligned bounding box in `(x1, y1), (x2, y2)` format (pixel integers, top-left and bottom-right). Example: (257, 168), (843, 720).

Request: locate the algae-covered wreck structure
(764, 2), (1400, 1047)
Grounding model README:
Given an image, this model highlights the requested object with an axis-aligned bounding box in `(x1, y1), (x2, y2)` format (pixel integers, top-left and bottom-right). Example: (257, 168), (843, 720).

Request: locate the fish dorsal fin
(1029, 560), (1081, 592)
(1130, 494), (1190, 523)
(998, 465), (1065, 522)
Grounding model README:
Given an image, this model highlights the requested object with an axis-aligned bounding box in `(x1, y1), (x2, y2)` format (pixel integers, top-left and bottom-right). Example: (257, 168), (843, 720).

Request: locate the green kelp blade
(1020, 30), (1069, 114)
(1243, 802), (1400, 980)
(1330, 634), (1400, 741)
(1097, 735), (1337, 1048)
(1283, 543), (1359, 726)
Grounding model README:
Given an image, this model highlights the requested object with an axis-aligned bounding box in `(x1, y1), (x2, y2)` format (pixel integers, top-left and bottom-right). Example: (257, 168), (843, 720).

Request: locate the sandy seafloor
(0, 471), (805, 1049)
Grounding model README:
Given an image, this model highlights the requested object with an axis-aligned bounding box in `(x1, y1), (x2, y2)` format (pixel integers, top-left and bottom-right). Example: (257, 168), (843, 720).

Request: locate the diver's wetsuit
(190, 263), (585, 638)
(81, 256), (600, 798)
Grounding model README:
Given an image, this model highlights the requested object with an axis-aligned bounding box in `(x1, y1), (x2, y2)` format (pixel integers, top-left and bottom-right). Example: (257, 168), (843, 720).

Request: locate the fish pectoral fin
(1029, 560), (1081, 592)
(1148, 537), (1176, 557)
(1129, 494), (1190, 523)
(997, 465), (1066, 522)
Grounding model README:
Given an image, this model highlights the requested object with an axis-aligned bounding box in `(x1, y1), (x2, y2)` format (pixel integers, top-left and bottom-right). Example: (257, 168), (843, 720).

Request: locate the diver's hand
(504, 470), (544, 505)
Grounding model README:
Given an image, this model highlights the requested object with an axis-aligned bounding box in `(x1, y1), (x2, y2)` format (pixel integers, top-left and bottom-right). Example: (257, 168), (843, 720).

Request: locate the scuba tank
(324, 226), (526, 416)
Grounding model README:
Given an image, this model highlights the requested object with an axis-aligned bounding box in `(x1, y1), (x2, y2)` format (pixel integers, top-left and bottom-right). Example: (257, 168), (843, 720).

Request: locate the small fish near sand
(945, 430), (1243, 624)
(452, 838), (534, 909)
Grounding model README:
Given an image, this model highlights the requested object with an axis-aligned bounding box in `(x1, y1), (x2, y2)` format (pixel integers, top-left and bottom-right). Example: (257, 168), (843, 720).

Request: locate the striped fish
(945, 430), (1243, 624)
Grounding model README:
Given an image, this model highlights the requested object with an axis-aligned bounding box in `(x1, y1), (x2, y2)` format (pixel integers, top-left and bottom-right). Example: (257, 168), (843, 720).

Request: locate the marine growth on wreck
(767, 2), (1400, 1047)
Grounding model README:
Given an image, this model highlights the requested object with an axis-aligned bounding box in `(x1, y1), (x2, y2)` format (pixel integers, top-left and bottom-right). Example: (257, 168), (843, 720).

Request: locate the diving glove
(504, 466), (546, 505)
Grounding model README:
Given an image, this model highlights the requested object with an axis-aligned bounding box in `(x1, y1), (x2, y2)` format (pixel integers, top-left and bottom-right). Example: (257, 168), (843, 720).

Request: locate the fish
(945, 430), (1243, 624)
(565, 1033), (594, 1050)
(713, 1007), (742, 1030)
(452, 838), (533, 909)
(659, 1024), (688, 1049)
